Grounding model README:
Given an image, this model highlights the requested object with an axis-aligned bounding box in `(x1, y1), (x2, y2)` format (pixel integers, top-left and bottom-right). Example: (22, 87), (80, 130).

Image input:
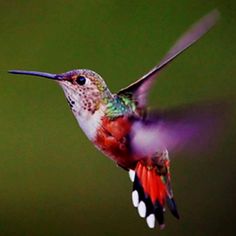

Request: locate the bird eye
(76, 76), (86, 85)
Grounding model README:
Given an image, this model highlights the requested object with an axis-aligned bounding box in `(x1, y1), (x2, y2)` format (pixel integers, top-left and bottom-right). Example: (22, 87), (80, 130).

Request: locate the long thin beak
(8, 70), (63, 80)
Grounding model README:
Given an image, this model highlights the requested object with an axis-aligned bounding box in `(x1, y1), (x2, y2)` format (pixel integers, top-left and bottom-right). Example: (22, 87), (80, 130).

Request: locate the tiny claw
(160, 224), (165, 230)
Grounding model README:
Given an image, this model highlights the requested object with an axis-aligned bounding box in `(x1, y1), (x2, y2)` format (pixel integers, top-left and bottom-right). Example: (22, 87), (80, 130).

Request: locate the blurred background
(0, 0), (235, 235)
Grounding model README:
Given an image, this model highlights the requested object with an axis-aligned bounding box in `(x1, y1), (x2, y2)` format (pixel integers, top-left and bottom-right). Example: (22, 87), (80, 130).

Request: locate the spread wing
(130, 101), (228, 156)
(117, 9), (220, 108)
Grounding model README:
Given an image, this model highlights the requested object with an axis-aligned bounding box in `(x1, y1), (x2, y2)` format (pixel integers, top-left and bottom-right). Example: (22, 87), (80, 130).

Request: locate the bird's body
(9, 10), (222, 229)
(59, 71), (175, 228)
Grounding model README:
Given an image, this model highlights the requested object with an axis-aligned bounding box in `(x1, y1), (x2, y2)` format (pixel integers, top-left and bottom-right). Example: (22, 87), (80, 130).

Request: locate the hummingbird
(9, 10), (222, 229)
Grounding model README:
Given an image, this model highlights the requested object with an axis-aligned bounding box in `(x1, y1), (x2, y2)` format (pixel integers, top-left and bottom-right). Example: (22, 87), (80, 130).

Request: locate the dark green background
(0, 1), (235, 235)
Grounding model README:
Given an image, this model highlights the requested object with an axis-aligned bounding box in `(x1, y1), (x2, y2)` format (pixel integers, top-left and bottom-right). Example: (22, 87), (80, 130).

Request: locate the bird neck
(104, 95), (136, 119)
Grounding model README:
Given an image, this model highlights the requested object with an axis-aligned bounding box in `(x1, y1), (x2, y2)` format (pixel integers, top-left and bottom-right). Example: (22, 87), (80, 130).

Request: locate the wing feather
(130, 101), (228, 156)
(118, 9), (220, 107)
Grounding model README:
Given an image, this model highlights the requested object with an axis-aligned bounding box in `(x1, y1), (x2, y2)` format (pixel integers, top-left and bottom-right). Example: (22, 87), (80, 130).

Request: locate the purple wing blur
(130, 101), (228, 157)
(118, 9), (220, 107)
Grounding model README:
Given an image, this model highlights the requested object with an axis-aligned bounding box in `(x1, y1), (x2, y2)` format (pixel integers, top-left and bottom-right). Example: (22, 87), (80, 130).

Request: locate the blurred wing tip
(204, 8), (220, 26)
(210, 8), (220, 19)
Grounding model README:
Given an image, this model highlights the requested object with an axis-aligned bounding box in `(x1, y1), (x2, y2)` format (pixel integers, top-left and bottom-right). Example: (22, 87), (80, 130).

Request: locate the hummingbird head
(9, 68), (114, 140)
(57, 69), (113, 116)
(9, 69), (113, 116)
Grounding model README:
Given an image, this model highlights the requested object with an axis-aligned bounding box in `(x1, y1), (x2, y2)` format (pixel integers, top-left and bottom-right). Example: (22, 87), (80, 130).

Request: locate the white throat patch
(59, 82), (105, 140)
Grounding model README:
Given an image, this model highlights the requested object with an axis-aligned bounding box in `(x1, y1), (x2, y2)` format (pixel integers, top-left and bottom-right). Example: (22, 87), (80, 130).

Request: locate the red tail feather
(130, 158), (179, 229)
(136, 162), (167, 206)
